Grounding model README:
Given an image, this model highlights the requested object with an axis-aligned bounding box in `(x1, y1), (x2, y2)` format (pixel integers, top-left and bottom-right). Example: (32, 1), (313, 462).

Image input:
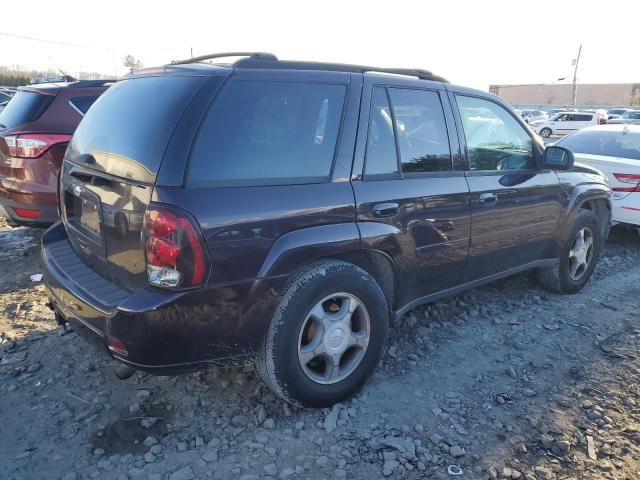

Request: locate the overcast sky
(1, 0), (639, 90)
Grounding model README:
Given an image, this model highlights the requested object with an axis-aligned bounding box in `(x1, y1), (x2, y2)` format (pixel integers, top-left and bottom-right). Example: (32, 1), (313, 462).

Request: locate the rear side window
(0, 91), (54, 130)
(69, 95), (99, 116)
(69, 76), (208, 182)
(574, 114), (593, 121)
(365, 87), (398, 176)
(187, 80), (346, 186)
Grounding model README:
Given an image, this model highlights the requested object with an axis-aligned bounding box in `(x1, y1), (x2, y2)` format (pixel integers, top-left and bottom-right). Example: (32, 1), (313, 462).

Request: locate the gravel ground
(1, 217), (640, 480)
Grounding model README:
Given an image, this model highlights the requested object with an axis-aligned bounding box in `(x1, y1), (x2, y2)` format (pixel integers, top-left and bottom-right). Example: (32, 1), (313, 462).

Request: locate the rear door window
(0, 90), (54, 130)
(388, 88), (452, 173)
(187, 79), (346, 186)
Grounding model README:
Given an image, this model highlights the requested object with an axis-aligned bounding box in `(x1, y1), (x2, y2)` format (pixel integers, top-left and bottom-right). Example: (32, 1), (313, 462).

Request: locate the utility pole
(571, 44), (582, 105)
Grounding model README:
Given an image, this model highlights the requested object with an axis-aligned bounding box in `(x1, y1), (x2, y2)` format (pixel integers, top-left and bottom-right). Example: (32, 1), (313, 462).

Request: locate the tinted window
(558, 129), (640, 160)
(389, 88), (451, 173)
(456, 95), (535, 171)
(69, 95), (99, 115)
(0, 91), (54, 130)
(573, 114), (593, 121)
(69, 76), (208, 181)
(365, 87), (398, 176)
(187, 80), (346, 185)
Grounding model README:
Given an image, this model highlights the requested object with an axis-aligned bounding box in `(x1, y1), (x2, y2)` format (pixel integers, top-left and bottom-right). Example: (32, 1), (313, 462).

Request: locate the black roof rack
(171, 52), (277, 65)
(171, 52), (448, 83)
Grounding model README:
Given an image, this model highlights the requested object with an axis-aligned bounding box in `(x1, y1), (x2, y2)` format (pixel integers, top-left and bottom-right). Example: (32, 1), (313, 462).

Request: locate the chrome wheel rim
(297, 293), (371, 385)
(569, 227), (594, 280)
(541, 129), (550, 137)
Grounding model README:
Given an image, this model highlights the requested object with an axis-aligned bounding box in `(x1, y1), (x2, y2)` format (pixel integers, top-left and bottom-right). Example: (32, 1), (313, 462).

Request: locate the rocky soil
(2, 216), (640, 480)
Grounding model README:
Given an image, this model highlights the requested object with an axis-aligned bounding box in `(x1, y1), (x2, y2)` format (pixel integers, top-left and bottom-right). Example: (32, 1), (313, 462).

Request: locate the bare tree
(122, 55), (143, 73)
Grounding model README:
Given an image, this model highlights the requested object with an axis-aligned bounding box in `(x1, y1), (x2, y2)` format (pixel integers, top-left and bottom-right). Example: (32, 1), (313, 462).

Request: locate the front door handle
(479, 193), (498, 206)
(372, 202), (400, 218)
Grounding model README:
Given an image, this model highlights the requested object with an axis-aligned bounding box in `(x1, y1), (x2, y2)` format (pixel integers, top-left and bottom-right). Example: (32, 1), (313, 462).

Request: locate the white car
(556, 125), (640, 226)
(536, 110), (608, 138)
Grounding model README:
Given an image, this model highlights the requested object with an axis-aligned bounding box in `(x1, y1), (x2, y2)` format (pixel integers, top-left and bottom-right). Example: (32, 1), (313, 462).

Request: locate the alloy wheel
(568, 227), (594, 280)
(297, 293), (371, 385)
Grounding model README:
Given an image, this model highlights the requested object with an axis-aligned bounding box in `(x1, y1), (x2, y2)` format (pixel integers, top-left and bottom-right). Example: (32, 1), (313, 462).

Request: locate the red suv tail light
(143, 206), (208, 289)
(612, 173), (640, 192)
(4, 133), (71, 158)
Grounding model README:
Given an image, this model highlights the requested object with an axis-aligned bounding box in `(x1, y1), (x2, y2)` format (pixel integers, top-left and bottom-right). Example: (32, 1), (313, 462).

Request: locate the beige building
(489, 83), (640, 107)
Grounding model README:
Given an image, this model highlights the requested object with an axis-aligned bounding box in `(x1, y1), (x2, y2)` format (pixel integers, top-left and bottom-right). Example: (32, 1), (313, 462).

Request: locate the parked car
(42, 53), (611, 407)
(607, 108), (634, 118)
(0, 79), (113, 225)
(536, 110), (608, 138)
(519, 109), (548, 125)
(557, 125), (640, 226)
(608, 110), (640, 125)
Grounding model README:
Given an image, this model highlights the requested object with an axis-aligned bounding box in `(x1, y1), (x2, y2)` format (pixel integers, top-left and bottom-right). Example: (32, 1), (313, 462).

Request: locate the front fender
(257, 223), (360, 279)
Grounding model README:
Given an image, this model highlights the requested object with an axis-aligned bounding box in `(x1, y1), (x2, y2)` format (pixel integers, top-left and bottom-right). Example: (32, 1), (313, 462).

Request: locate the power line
(0, 31), (107, 49)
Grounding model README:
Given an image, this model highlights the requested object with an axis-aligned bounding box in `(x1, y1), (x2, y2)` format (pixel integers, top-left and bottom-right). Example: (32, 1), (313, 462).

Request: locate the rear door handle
(479, 193), (498, 206)
(372, 202), (400, 218)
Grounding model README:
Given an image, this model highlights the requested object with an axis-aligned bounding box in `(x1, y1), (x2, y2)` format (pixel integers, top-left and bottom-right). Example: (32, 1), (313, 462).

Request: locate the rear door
(450, 91), (564, 280)
(352, 76), (470, 309)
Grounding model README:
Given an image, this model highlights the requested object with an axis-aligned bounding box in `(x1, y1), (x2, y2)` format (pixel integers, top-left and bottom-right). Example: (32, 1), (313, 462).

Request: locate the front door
(451, 93), (564, 281)
(352, 79), (471, 309)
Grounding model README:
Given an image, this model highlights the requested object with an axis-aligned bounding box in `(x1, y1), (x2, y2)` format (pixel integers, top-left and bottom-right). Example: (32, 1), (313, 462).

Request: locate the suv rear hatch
(60, 74), (212, 291)
(0, 88), (58, 180)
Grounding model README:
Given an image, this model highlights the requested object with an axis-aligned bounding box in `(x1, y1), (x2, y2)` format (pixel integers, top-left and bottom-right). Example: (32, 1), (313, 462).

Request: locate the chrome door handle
(372, 202), (400, 218)
(479, 193), (498, 206)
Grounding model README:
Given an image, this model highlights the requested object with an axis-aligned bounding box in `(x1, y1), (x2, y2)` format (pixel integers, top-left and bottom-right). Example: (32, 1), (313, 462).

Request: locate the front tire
(256, 260), (389, 408)
(537, 209), (602, 293)
(540, 127), (552, 138)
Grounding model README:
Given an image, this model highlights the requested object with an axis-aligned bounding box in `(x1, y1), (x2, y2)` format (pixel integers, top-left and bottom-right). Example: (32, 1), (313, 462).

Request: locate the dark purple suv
(42, 53), (611, 407)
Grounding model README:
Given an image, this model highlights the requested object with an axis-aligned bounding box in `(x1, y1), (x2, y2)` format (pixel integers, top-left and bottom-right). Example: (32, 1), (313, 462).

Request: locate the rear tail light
(13, 207), (41, 219)
(143, 206), (208, 289)
(612, 173), (640, 192)
(3, 133), (71, 158)
(598, 117), (607, 125)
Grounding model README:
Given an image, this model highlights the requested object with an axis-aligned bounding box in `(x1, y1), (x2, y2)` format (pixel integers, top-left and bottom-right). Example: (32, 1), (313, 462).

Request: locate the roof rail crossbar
(171, 52), (278, 65)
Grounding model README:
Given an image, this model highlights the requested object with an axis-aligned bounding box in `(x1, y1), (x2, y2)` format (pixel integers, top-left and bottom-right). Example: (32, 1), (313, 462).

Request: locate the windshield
(558, 129), (640, 160)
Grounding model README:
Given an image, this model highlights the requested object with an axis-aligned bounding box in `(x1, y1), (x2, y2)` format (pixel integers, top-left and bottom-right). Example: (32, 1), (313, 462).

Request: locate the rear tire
(537, 209), (602, 293)
(256, 260), (389, 408)
(540, 127), (552, 138)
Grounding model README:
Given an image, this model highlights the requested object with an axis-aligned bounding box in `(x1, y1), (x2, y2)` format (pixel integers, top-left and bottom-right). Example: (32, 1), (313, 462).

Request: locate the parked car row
(11, 52), (614, 408)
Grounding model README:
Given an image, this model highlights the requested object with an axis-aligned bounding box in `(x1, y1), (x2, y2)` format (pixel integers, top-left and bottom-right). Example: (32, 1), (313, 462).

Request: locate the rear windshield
(0, 90), (54, 130)
(558, 129), (640, 160)
(68, 76), (207, 182)
(187, 79), (346, 186)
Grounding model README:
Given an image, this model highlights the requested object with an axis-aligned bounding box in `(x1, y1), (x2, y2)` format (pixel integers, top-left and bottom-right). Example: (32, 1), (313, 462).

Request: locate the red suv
(0, 80), (112, 226)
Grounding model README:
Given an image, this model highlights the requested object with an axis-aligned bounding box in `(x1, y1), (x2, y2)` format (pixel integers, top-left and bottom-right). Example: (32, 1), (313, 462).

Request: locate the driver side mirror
(543, 145), (574, 171)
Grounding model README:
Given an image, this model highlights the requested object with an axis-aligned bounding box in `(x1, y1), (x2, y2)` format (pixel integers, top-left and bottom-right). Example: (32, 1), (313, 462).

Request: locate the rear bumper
(42, 222), (285, 373)
(612, 193), (640, 226)
(0, 177), (58, 226)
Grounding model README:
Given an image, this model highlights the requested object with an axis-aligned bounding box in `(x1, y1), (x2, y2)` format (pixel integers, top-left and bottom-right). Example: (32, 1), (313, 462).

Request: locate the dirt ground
(2, 216), (640, 480)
